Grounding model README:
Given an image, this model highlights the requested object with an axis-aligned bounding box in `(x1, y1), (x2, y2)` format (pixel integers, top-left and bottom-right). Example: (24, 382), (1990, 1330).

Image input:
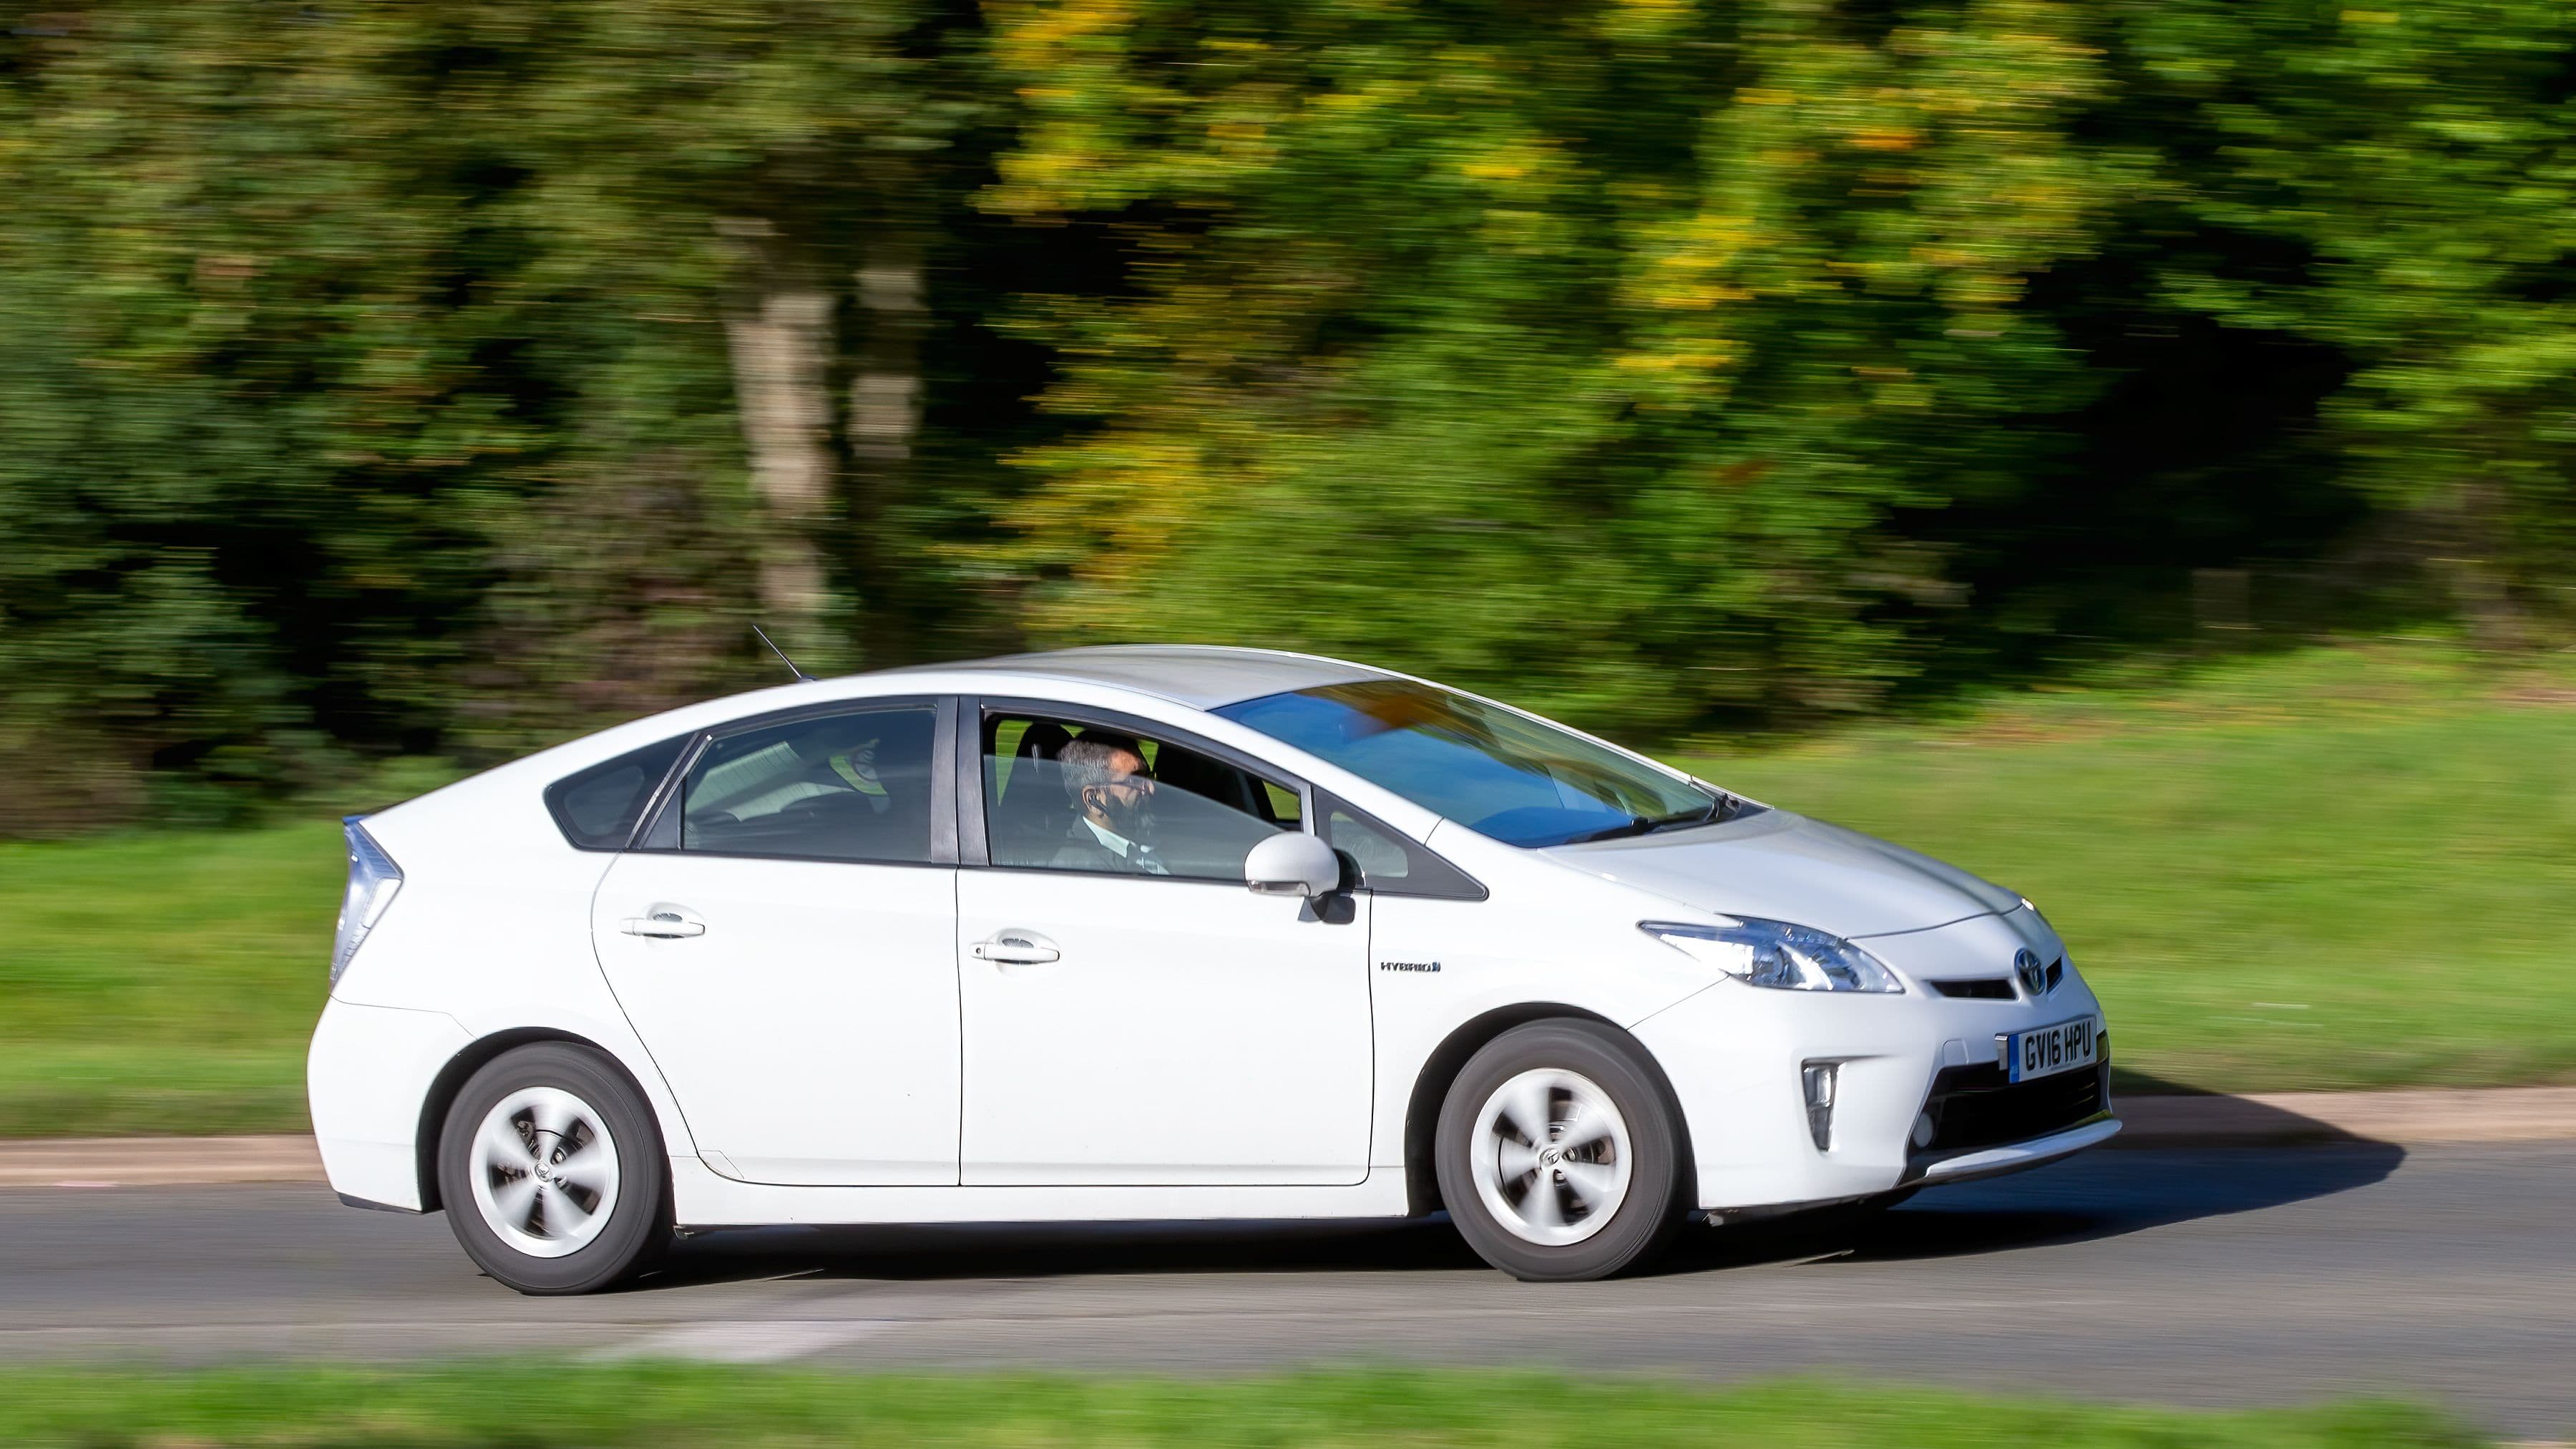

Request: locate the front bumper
(1633, 908), (2117, 1212)
(1907, 1117), (2123, 1186)
(1902, 1048), (2113, 1180)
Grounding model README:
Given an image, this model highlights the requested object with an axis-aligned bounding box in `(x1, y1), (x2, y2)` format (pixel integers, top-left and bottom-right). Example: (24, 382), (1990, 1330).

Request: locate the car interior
(983, 714), (1297, 879)
(680, 706), (939, 863)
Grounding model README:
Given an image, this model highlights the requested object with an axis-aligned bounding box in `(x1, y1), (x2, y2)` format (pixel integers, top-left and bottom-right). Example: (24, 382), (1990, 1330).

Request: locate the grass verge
(1689, 641), (2576, 1093)
(3, 638), (2571, 1136)
(0, 821), (337, 1137)
(0, 1365), (2484, 1448)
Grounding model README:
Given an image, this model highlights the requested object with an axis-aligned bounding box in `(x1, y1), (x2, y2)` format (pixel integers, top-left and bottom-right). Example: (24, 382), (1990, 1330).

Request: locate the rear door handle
(972, 930), (1060, 965)
(621, 910), (706, 939)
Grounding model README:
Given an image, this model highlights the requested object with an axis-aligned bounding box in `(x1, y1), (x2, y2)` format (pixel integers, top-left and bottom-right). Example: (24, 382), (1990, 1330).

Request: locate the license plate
(2004, 1016), (2099, 1083)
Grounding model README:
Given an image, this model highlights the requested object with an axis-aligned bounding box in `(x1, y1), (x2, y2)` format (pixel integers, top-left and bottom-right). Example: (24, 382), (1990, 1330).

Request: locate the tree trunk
(847, 239), (930, 660)
(2445, 478), (2523, 653)
(721, 230), (837, 645)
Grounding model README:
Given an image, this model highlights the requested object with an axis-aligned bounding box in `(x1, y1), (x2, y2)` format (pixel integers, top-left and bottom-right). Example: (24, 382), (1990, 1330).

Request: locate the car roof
(882, 645), (1396, 711)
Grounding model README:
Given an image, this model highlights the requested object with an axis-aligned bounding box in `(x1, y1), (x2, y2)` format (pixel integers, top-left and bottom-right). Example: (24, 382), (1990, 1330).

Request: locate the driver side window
(982, 713), (1299, 881)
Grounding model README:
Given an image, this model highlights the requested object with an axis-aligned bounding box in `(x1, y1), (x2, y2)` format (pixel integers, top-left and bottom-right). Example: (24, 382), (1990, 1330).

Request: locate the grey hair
(1058, 736), (1143, 802)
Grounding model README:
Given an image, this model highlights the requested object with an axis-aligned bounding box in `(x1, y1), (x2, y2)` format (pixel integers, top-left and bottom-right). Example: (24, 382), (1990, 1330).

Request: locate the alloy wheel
(1468, 1067), (1634, 1247)
(467, 1085), (622, 1259)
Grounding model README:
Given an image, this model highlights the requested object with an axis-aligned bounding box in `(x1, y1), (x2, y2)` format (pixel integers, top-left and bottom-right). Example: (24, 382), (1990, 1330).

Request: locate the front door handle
(621, 910), (706, 939)
(972, 930), (1060, 965)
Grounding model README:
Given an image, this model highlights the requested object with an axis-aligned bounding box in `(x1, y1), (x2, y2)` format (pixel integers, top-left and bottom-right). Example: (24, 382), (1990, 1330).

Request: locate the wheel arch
(413, 1028), (668, 1214)
(1401, 1002), (1695, 1217)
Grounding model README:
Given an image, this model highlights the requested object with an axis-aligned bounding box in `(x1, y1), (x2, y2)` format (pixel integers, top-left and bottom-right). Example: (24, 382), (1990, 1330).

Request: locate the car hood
(1539, 808), (2021, 939)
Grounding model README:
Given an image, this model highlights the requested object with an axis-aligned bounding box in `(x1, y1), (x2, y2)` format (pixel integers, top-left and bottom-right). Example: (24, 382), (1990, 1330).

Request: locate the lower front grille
(1930, 977), (2014, 1000)
(1913, 1035), (2110, 1157)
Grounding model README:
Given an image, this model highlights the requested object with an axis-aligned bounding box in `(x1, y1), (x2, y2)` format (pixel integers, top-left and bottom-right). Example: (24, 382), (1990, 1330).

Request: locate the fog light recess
(1800, 1061), (1839, 1151)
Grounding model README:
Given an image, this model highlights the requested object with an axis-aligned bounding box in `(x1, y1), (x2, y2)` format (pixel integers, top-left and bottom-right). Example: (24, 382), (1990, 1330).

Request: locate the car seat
(988, 720), (1075, 866)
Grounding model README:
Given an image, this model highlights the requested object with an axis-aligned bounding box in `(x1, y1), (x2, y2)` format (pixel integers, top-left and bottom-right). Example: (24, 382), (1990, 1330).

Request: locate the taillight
(331, 816), (404, 985)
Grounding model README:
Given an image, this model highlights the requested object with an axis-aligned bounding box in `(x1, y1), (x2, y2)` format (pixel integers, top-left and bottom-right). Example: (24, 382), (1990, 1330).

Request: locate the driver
(1053, 734), (1169, 876)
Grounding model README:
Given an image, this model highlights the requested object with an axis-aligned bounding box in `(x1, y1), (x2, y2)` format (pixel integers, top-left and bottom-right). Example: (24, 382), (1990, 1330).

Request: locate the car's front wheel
(1434, 1020), (1687, 1281)
(436, 1042), (669, 1295)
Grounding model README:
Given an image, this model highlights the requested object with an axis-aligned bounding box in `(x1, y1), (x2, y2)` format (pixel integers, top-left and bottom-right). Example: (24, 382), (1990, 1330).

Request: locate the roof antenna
(751, 623), (816, 683)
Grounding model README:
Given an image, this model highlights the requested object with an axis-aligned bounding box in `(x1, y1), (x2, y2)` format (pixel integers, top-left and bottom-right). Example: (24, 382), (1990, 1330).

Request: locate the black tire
(436, 1042), (670, 1295)
(1434, 1020), (1688, 1282)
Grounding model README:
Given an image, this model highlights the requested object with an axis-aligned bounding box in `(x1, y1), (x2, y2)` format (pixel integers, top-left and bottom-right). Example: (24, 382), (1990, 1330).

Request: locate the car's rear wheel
(436, 1042), (668, 1295)
(1435, 1020), (1686, 1281)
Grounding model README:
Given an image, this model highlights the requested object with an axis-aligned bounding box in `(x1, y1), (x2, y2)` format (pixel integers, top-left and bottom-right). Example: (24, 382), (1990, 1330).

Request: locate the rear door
(590, 698), (961, 1186)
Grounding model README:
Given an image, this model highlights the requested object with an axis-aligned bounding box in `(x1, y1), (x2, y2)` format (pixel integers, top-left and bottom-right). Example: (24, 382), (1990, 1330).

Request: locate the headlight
(1639, 917), (1903, 993)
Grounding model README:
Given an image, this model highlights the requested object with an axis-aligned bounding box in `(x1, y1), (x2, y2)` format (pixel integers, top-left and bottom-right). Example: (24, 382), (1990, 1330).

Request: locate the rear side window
(681, 704), (939, 864)
(545, 736), (689, 851)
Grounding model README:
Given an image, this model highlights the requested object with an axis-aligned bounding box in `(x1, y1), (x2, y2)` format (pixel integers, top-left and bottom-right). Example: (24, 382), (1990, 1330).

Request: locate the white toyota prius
(310, 645), (2117, 1292)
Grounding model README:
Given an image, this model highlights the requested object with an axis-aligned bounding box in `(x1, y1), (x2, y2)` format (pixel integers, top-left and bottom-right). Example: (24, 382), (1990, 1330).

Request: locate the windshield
(1214, 679), (1718, 848)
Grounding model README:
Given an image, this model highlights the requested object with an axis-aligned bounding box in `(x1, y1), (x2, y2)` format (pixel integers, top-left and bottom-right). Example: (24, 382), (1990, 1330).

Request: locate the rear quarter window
(545, 735), (690, 850)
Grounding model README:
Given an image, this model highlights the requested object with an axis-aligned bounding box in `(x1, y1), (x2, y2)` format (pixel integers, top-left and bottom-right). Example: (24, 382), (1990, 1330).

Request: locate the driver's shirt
(1080, 816), (1170, 876)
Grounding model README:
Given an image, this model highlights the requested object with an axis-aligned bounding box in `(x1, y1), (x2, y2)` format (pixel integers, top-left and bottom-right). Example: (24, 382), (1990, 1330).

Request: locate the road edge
(4, 1088), (2572, 1187)
(0, 1134), (323, 1189)
(2107, 1085), (2576, 1149)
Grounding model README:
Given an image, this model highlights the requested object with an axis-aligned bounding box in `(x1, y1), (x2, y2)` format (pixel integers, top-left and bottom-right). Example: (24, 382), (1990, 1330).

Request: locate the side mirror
(1244, 832), (1342, 898)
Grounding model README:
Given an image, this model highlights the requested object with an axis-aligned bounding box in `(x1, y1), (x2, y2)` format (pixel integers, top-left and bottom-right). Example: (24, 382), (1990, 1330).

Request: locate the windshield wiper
(1564, 797), (1723, 844)
(1646, 796), (1726, 833)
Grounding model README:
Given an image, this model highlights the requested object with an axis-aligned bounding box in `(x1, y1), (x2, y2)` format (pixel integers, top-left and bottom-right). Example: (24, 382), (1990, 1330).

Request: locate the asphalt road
(3, 1143), (2571, 1437)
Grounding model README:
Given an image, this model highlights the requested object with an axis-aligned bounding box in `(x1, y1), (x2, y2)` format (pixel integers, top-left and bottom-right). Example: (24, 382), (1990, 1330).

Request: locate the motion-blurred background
(3, 1), (2574, 1136)
(9, 0), (2574, 821)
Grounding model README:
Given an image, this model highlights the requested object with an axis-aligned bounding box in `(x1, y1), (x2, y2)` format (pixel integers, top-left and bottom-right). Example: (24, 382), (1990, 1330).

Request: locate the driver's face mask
(1092, 779), (1156, 841)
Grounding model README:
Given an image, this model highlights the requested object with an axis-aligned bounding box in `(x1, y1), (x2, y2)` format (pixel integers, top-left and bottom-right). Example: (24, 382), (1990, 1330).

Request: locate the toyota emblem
(2014, 947), (2049, 997)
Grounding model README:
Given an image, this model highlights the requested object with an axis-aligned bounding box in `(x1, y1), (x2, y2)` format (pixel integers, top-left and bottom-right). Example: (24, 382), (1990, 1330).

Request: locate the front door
(957, 711), (1374, 1186)
(591, 701), (960, 1186)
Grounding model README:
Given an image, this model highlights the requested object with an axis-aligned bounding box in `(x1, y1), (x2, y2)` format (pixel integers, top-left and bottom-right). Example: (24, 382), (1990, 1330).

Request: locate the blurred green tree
(1, 0), (2570, 830)
(0, 1), (982, 828)
(977, 0), (2127, 732)
(0, 3), (563, 824)
(497, 0), (982, 665)
(2129, 0), (2576, 644)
